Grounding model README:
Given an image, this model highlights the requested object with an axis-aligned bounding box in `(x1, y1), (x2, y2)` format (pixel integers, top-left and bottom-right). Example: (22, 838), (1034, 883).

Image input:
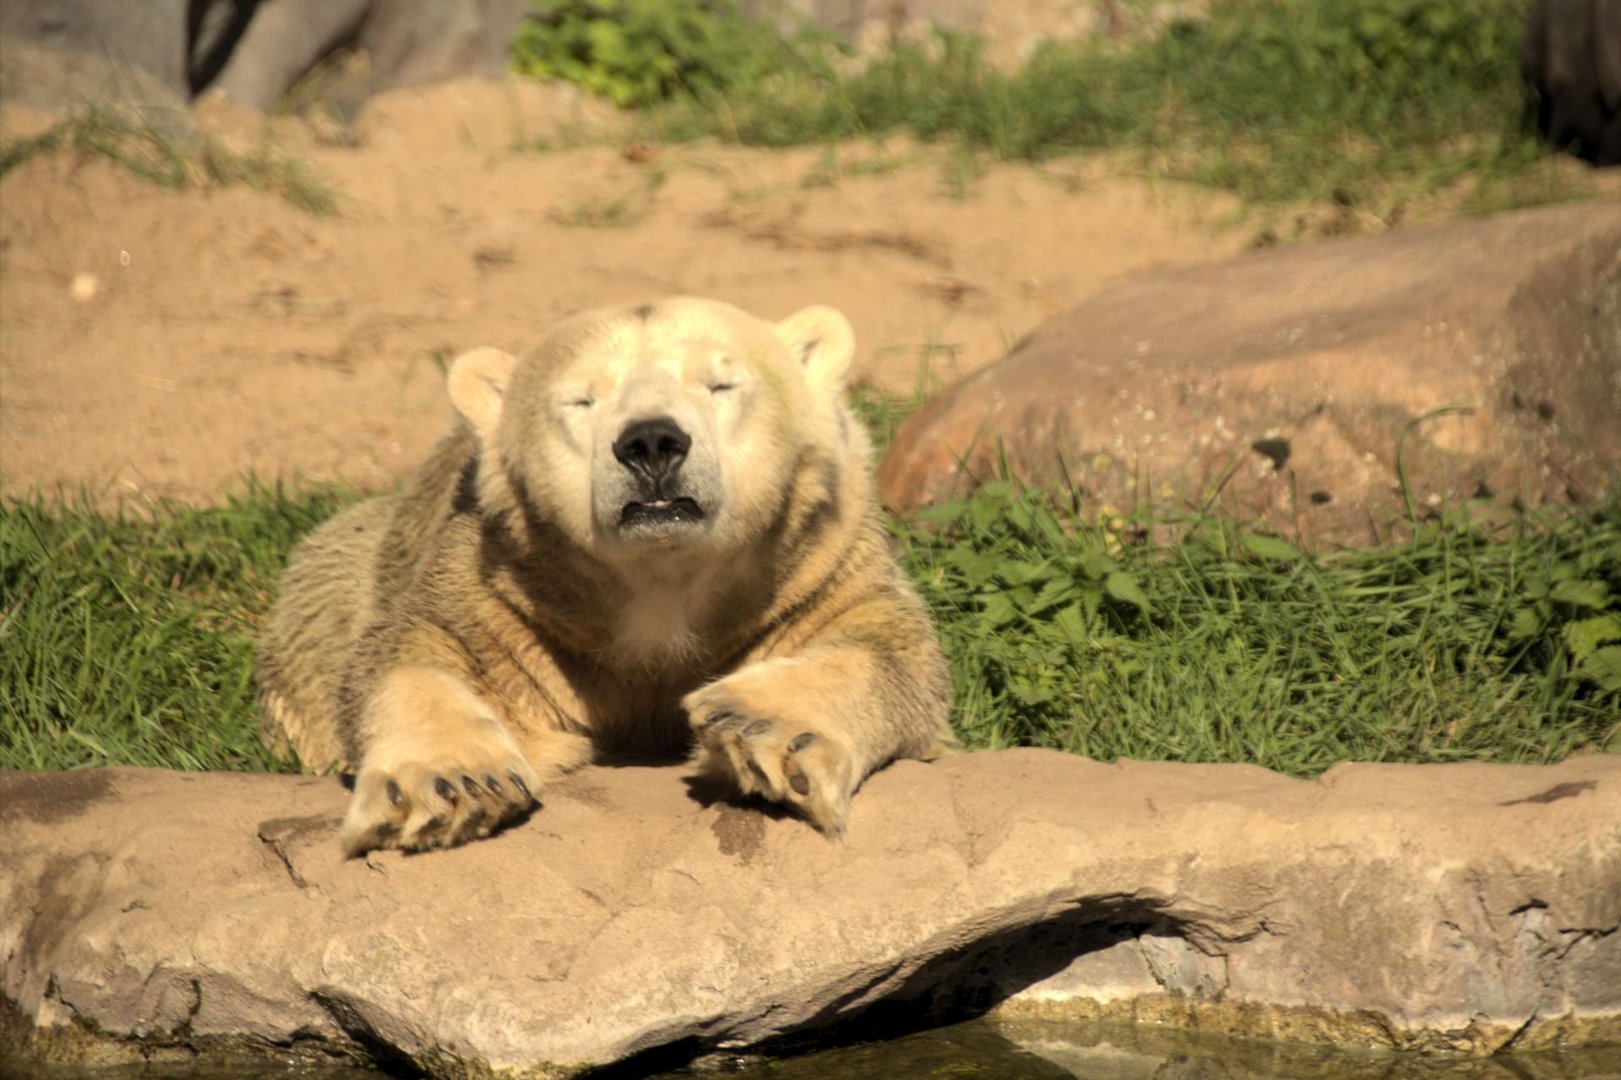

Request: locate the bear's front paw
(687, 696), (856, 836)
(340, 751), (542, 857)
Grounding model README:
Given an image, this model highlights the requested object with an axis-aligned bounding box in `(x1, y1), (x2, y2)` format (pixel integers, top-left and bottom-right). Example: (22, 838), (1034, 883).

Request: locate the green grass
(897, 482), (1621, 773)
(0, 103), (339, 215)
(0, 483), (353, 771)
(3, 470), (1616, 776)
(603, 0), (1567, 214)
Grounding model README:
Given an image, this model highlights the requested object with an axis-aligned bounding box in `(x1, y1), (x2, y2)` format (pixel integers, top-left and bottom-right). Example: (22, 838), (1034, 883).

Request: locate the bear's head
(448, 297), (861, 567)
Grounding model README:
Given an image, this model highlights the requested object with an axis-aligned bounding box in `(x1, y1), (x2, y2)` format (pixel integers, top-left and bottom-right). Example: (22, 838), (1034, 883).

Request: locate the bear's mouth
(619, 497), (706, 528)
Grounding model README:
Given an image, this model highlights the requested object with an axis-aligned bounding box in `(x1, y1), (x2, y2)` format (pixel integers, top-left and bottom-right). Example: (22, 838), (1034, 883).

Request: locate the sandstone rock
(0, 39), (192, 133)
(205, 0), (372, 111)
(1524, 0), (1621, 165)
(4, 752), (1619, 1077)
(360, 0), (533, 94)
(208, 0), (533, 111)
(0, 0), (192, 99)
(878, 203), (1621, 547)
(1, 0), (537, 114)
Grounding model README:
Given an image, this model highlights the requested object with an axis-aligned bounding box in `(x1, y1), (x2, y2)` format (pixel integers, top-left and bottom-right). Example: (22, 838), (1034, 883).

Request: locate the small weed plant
(510, 0), (827, 107)
(897, 482), (1620, 771)
(0, 103), (338, 214)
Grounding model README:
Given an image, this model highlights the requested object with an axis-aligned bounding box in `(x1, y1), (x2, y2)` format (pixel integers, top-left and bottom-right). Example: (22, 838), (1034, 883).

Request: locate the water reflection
(8, 1019), (1621, 1080)
(662, 1018), (1621, 1080)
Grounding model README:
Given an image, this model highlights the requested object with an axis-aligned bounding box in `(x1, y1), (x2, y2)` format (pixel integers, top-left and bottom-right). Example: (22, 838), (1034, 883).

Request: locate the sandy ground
(0, 74), (1328, 506)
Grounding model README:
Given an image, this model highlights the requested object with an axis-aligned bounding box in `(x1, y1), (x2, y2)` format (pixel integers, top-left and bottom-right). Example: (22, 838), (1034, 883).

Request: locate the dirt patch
(0, 77), (1247, 506)
(6, 76), (1612, 509)
(0, 769), (117, 825)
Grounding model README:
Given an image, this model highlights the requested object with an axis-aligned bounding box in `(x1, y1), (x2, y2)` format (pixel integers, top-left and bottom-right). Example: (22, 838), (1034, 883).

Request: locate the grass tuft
(0, 482), (355, 772)
(0, 103), (338, 215)
(898, 480), (1621, 773)
(597, 0), (1564, 214)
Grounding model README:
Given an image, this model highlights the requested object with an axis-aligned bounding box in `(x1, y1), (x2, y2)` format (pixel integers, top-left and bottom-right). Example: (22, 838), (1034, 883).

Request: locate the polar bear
(256, 297), (954, 855)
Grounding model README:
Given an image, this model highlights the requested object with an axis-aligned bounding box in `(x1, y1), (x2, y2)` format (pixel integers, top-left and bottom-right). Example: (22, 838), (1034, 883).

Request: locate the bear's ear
(776, 305), (855, 392)
(448, 347), (518, 439)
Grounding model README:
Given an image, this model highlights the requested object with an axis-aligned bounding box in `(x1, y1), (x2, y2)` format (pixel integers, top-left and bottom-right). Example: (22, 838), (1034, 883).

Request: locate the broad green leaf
(1576, 646), (1621, 693)
(1241, 532), (1303, 561)
(949, 548), (998, 587)
(998, 560), (1050, 587)
(1052, 602), (1090, 648)
(1011, 679), (1055, 707)
(1028, 577), (1078, 616)
(911, 501), (967, 525)
(1077, 548), (1112, 581)
(978, 591), (1017, 626)
(971, 493), (1004, 533)
(1565, 614), (1621, 662)
(1105, 570), (1150, 614)
(1507, 606), (1543, 641)
(1551, 578), (1611, 610)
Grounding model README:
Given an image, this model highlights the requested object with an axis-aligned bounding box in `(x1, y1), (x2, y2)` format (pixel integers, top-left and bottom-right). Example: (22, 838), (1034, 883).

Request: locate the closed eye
(566, 397), (595, 409)
(708, 383), (735, 394)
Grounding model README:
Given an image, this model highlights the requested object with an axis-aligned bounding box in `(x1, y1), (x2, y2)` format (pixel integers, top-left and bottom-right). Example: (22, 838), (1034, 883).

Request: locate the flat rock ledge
(3, 751), (1619, 1078)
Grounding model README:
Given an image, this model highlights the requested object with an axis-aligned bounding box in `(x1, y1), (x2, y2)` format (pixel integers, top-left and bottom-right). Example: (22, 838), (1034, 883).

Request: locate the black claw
(434, 776), (457, 802)
(744, 718), (772, 736)
(484, 773), (504, 795)
(461, 774), (482, 796)
(509, 771), (534, 803)
(788, 732), (816, 752)
(386, 779), (404, 807)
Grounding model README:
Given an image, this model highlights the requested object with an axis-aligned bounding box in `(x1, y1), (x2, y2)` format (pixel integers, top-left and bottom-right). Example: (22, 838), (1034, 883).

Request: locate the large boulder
(209, 0), (533, 112)
(878, 203), (1621, 546)
(0, 0), (192, 99)
(1524, 0), (1621, 165)
(0, 38), (193, 141)
(0, 0), (537, 114)
(202, 0), (372, 111)
(3, 752), (1619, 1076)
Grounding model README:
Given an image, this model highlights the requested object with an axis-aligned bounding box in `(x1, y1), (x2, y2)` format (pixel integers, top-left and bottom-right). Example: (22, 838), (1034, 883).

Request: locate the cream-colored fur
(256, 297), (953, 855)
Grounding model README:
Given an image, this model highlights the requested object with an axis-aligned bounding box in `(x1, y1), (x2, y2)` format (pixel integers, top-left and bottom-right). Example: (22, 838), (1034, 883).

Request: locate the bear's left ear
(776, 305), (855, 392)
(448, 347), (518, 441)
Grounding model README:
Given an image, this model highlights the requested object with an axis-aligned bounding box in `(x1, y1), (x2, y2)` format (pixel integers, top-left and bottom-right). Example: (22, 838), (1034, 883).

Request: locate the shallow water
(8, 1019), (1621, 1080)
(675, 1018), (1621, 1079)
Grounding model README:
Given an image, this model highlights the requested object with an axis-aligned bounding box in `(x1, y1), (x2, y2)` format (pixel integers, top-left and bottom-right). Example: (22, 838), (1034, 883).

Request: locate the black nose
(613, 417), (691, 480)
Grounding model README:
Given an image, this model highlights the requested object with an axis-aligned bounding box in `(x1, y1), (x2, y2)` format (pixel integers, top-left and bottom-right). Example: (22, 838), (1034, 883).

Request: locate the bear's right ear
(448, 347), (518, 440)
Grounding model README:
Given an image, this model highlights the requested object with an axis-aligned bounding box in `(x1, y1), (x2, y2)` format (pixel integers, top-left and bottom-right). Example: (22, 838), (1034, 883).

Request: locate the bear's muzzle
(613, 416), (706, 529)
